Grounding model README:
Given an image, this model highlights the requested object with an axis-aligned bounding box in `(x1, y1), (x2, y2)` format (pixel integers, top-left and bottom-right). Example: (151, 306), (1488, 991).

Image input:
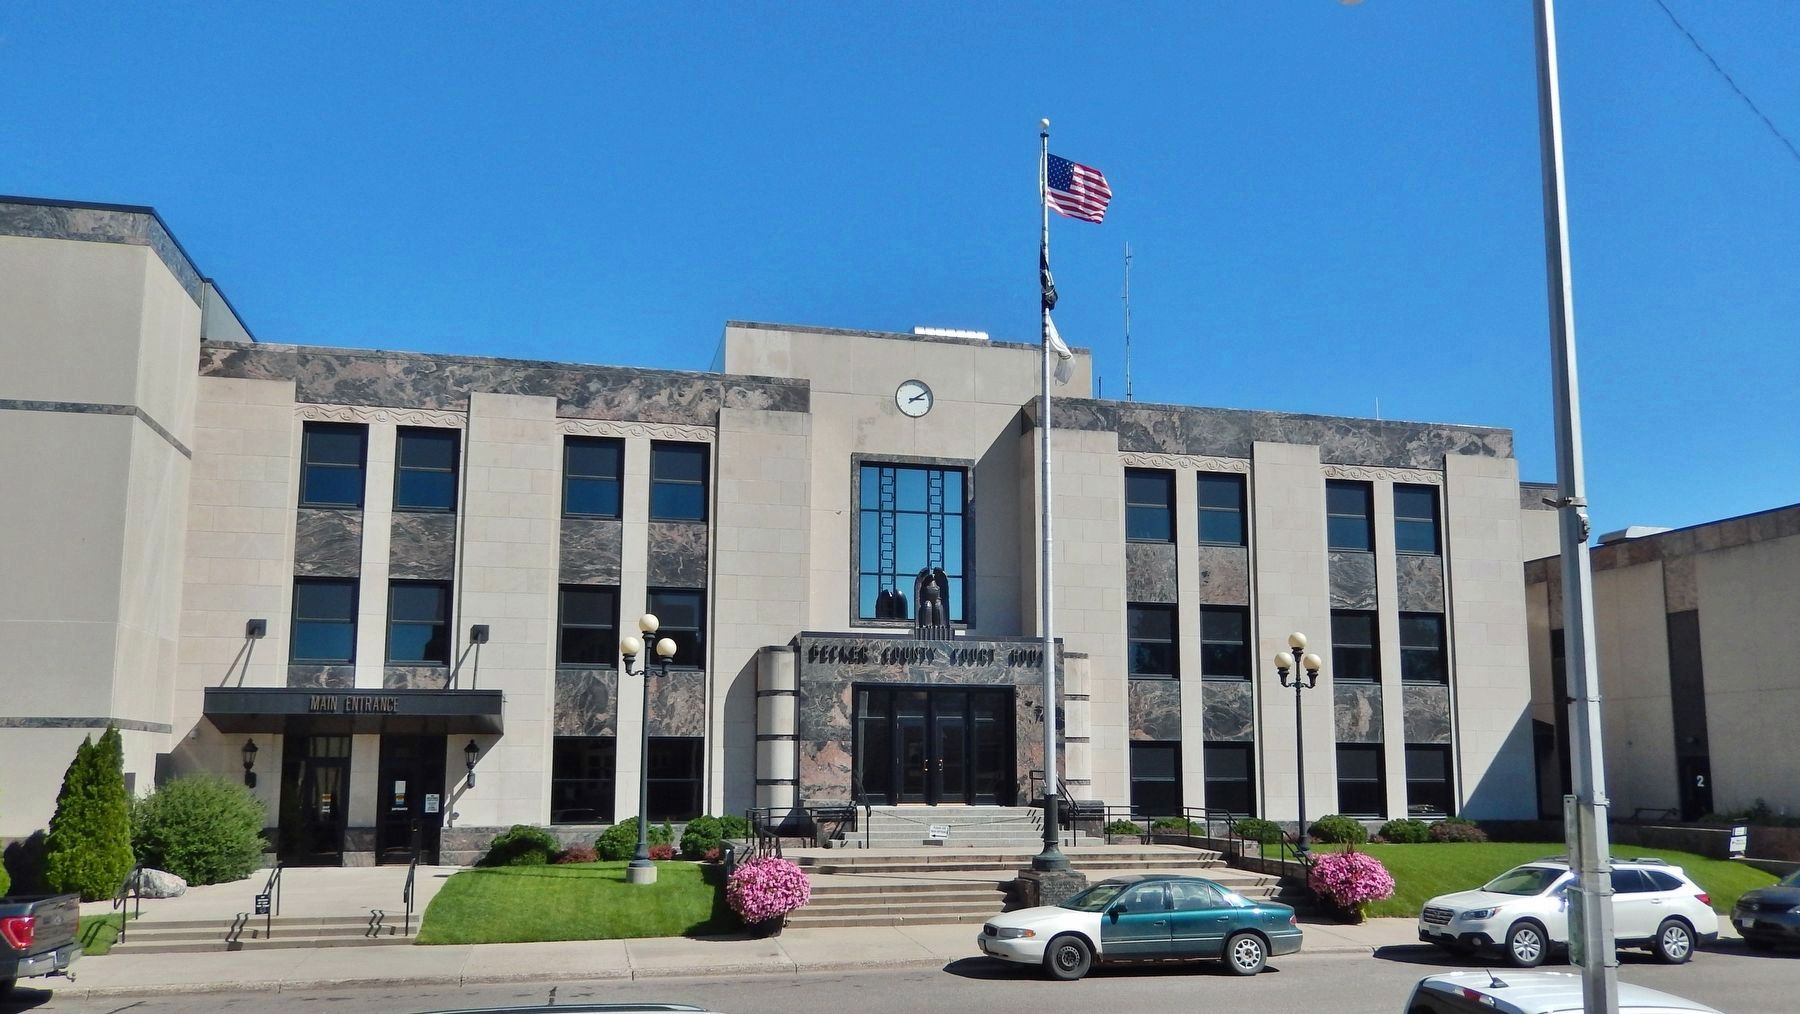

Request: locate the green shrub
(3, 831), (49, 896)
(479, 825), (560, 867)
(1104, 819), (1143, 836)
(680, 816), (724, 858)
(552, 845), (598, 864)
(1428, 817), (1488, 843)
(596, 817), (673, 861)
(1152, 816), (1198, 834)
(1232, 817), (1286, 844)
(1379, 818), (1432, 844)
(1308, 814), (1369, 845)
(130, 775), (267, 885)
(717, 814), (752, 840)
(44, 728), (135, 901)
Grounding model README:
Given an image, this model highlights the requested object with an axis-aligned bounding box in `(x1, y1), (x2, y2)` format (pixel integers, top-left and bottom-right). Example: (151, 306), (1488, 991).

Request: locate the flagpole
(1034, 117), (1068, 872)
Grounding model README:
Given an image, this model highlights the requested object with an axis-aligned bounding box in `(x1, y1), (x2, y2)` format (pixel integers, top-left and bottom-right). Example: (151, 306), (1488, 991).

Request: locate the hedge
(131, 776), (267, 885)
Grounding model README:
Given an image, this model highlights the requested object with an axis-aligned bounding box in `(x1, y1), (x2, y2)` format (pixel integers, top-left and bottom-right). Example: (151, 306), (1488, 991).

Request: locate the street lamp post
(620, 613), (678, 886)
(1273, 633), (1324, 857)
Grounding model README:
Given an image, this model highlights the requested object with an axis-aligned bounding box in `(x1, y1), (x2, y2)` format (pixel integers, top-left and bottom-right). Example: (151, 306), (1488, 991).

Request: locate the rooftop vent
(913, 327), (989, 341)
(1597, 526), (1673, 545)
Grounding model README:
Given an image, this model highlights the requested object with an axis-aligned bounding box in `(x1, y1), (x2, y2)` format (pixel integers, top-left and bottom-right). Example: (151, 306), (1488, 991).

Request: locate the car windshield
(1060, 881), (1130, 912)
(1482, 866), (1564, 896)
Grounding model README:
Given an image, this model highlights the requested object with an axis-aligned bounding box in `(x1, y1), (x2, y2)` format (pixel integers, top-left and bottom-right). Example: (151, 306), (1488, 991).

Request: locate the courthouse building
(2, 196), (1549, 864)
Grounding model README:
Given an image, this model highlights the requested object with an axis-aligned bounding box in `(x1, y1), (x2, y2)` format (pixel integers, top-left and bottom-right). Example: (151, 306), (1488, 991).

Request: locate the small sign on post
(927, 824), (950, 844)
(254, 893), (272, 916)
(1729, 825), (1749, 859)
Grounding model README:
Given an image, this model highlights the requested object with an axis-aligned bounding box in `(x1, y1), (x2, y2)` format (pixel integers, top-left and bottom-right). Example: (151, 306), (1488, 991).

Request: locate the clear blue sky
(4, 3), (1794, 534)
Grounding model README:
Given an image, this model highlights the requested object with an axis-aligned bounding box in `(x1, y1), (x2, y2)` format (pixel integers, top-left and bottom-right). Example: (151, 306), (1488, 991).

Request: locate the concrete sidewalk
(32, 916), (1421, 1000)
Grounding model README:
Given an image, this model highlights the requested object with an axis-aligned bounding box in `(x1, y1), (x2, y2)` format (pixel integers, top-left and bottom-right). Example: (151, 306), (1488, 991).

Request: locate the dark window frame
(1127, 602), (1179, 679)
(558, 585), (620, 667)
(1330, 609), (1381, 683)
(1199, 605), (1251, 680)
(1405, 744), (1454, 817)
(1336, 744), (1387, 818)
(1124, 468), (1175, 544)
(1129, 742), (1182, 821)
(392, 427), (460, 513)
(1399, 611), (1449, 685)
(1203, 742), (1256, 816)
(855, 461), (970, 624)
(1394, 483), (1442, 556)
(299, 422), (367, 509)
(1196, 472), (1248, 547)
(646, 736), (704, 821)
(290, 577), (358, 665)
(1326, 479), (1374, 553)
(563, 436), (624, 520)
(386, 579), (452, 665)
(647, 588), (706, 670)
(650, 442), (709, 522)
(550, 736), (616, 824)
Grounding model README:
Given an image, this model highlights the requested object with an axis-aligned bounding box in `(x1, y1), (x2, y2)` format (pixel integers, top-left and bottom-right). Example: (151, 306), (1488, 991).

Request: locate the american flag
(1046, 153), (1113, 223)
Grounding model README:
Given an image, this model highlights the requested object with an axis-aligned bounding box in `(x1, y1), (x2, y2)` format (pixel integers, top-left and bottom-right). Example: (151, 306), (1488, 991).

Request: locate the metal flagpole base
(627, 860), (658, 885)
(1032, 795), (1070, 871)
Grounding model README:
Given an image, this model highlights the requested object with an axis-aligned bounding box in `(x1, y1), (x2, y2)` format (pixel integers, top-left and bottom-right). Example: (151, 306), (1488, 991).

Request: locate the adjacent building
(2, 197), (1547, 865)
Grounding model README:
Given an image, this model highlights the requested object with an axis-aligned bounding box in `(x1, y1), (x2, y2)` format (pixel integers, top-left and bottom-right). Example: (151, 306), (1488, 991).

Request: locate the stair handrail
(403, 853), (419, 936)
(259, 862), (284, 939)
(110, 861), (145, 943)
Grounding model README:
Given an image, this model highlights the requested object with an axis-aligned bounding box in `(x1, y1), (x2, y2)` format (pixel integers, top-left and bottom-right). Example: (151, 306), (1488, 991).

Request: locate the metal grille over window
(859, 463), (965, 622)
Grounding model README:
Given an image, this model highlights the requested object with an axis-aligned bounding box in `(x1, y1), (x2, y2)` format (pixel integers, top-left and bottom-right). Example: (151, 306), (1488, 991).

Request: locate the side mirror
(1108, 905), (1125, 922)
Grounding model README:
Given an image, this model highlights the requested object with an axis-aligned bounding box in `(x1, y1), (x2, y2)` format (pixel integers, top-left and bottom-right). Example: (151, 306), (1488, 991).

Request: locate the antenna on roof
(1123, 242), (1134, 401)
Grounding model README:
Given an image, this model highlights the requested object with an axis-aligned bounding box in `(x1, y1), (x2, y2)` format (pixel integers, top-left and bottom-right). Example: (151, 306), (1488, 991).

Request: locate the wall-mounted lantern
(464, 740), (481, 788)
(242, 738), (259, 788)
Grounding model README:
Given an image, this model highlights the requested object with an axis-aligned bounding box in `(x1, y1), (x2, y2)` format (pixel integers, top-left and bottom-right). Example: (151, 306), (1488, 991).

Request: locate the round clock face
(896, 379), (933, 418)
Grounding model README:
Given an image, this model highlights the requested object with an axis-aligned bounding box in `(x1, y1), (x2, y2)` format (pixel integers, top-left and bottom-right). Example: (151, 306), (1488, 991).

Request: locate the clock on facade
(895, 379), (933, 418)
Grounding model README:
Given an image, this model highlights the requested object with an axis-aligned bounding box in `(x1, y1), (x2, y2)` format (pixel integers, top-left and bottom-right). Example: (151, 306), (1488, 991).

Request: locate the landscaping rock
(136, 868), (188, 898)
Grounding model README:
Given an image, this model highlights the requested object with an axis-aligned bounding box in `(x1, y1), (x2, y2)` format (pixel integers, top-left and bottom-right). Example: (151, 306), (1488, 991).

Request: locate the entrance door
(1678, 756), (1713, 822)
(855, 686), (1014, 806)
(278, 735), (351, 865)
(895, 691), (930, 804)
(933, 693), (968, 804)
(377, 735), (447, 864)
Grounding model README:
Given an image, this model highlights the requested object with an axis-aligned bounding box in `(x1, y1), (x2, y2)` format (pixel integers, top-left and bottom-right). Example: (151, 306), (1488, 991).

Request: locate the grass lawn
(75, 911), (137, 956)
(1312, 842), (1777, 919)
(416, 861), (737, 945)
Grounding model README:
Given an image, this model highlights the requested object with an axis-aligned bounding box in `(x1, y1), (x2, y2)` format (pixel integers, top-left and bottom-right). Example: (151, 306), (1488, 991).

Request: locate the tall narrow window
(394, 428), (459, 512)
(1400, 612), (1448, 684)
(1129, 742), (1181, 819)
(1199, 606), (1250, 679)
(388, 581), (451, 664)
(1203, 743), (1255, 816)
(648, 589), (705, 669)
(1406, 745), (1453, 817)
(1125, 468), (1175, 543)
(1336, 744), (1385, 817)
(291, 578), (357, 664)
(1326, 479), (1374, 552)
(1394, 484), (1441, 555)
(559, 586), (619, 665)
(857, 463), (967, 621)
(1196, 472), (1247, 546)
(564, 437), (623, 519)
(1330, 610), (1380, 683)
(1127, 604), (1177, 679)
(650, 442), (708, 521)
(647, 737), (703, 821)
(300, 422), (366, 508)
(550, 737), (616, 824)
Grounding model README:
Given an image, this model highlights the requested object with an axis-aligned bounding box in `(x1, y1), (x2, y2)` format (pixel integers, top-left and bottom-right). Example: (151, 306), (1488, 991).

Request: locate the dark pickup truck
(0, 893), (81, 998)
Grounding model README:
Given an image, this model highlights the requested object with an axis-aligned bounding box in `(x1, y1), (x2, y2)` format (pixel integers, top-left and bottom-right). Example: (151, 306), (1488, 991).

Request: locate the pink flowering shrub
(726, 856), (812, 925)
(1308, 849), (1395, 921)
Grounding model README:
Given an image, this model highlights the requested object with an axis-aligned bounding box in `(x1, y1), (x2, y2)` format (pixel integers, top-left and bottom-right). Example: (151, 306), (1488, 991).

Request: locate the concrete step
(808, 889), (1007, 907)
(785, 911), (992, 929)
(110, 933), (416, 954)
(108, 914), (416, 954)
(804, 857), (1226, 876)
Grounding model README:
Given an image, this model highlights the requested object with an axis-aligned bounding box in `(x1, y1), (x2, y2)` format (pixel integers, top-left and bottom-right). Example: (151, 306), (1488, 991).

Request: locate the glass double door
(377, 735), (446, 864)
(856, 686), (1014, 806)
(279, 735), (351, 865)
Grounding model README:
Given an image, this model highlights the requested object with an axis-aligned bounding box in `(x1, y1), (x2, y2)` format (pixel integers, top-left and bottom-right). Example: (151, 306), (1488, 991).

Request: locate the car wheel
(1653, 919), (1694, 964)
(1505, 921), (1547, 968)
(1224, 932), (1268, 976)
(1043, 934), (1093, 981)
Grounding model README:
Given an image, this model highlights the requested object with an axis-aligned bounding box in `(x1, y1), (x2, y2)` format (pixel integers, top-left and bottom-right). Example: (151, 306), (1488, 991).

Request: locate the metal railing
(110, 862), (144, 943)
(402, 854), (419, 936)
(259, 863), (284, 939)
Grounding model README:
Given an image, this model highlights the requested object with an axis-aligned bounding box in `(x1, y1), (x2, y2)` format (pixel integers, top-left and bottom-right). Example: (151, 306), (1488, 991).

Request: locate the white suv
(1416, 858), (1719, 967)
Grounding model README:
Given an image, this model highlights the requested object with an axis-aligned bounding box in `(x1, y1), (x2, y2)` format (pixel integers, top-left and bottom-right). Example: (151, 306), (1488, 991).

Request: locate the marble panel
(0, 200), (203, 303)
(294, 508), (364, 578)
(1329, 552), (1379, 610)
(1663, 556), (1698, 614)
(390, 512), (457, 581)
(647, 521), (709, 589)
(560, 519), (623, 585)
(1128, 679), (1182, 741)
(648, 671), (707, 738)
(199, 342), (807, 422)
(1403, 685), (1453, 744)
(1396, 555), (1446, 612)
(287, 665), (354, 689)
(1125, 541), (1178, 604)
(1201, 680), (1255, 742)
(554, 668), (618, 737)
(1194, 545), (1250, 605)
(1334, 683), (1384, 743)
(383, 666), (451, 690)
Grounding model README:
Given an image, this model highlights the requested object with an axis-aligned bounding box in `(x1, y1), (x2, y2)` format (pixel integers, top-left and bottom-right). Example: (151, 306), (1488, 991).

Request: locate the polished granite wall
(1125, 542), (1178, 604)
(294, 508), (363, 578)
(554, 668), (617, 737)
(1334, 683), (1383, 743)
(1201, 681), (1255, 742)
(1128, 679), (1182, 741)
(200, 342), (809, 423)
(647, 521), (708, 589)
(0, 199), (204, 303)
(384, 665), (451, 690)
(390, 513), (457, 581)
(1329, 552), (1378, 610)
(287, 664), (355, 689)
(1194, 546), (1250, 605)
(1397, 556), (1446, 612)
(792, 634), (1063, 806)
(648, 671), (707, 738)
(1403, 685), (1453, 744)
(561, 519), (623, 585)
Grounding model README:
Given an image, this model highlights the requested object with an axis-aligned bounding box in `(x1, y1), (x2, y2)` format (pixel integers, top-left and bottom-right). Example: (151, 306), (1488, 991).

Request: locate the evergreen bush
(1231, 817), (1286, 843)
(680, 816), (725, 858)
(131, 775), (267, 885)
(1428, 817), (1489, 843)
(1308, 814), (1369, 845)
(478, 825), (560, 867)
(716, 814), (752, 840)
(44, 727), (135, 901)
(1378, 818), (1432, 844)
(1104, 819), (1144, 836)
(596, 817), (672, 861)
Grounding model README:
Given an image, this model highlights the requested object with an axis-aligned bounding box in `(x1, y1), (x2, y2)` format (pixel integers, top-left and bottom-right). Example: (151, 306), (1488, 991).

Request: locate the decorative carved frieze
(1118, 452), (1250, 473)
(556, 418), (715, 443)
(297, 404), (467, 428)
(1319, 463), (1442, 484)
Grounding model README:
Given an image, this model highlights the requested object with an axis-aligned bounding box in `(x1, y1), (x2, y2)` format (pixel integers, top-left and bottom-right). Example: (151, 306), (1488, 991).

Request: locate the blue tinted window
(291, 578), (356, 664)
(1128, 604), (1177, 678)
(651, 482), (706, 521)
(1326, 480), (1373, 552)
(1125, 469), (1174, 542)
(650, 443), (707, 521)
(1394, 484), (1440, 555)
(1197, 473), (1246, 546)
(565, 438), (623, 519)
(559, 585), (618, 666)
(388, 581), (450, 664)
(394, 429), (458, 511)
(300, 423), (366, 508)
(1200, 605), (1249, 679)
(857, 463), (968, 622)
(648, 590), (705, 668)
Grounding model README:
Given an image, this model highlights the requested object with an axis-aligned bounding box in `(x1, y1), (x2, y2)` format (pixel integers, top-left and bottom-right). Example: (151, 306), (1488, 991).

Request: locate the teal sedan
(977, 874), (1304, 980)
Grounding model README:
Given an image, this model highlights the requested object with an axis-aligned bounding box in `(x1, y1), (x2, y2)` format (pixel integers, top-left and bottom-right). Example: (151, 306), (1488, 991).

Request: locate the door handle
(1153, 920), (1166, 926)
